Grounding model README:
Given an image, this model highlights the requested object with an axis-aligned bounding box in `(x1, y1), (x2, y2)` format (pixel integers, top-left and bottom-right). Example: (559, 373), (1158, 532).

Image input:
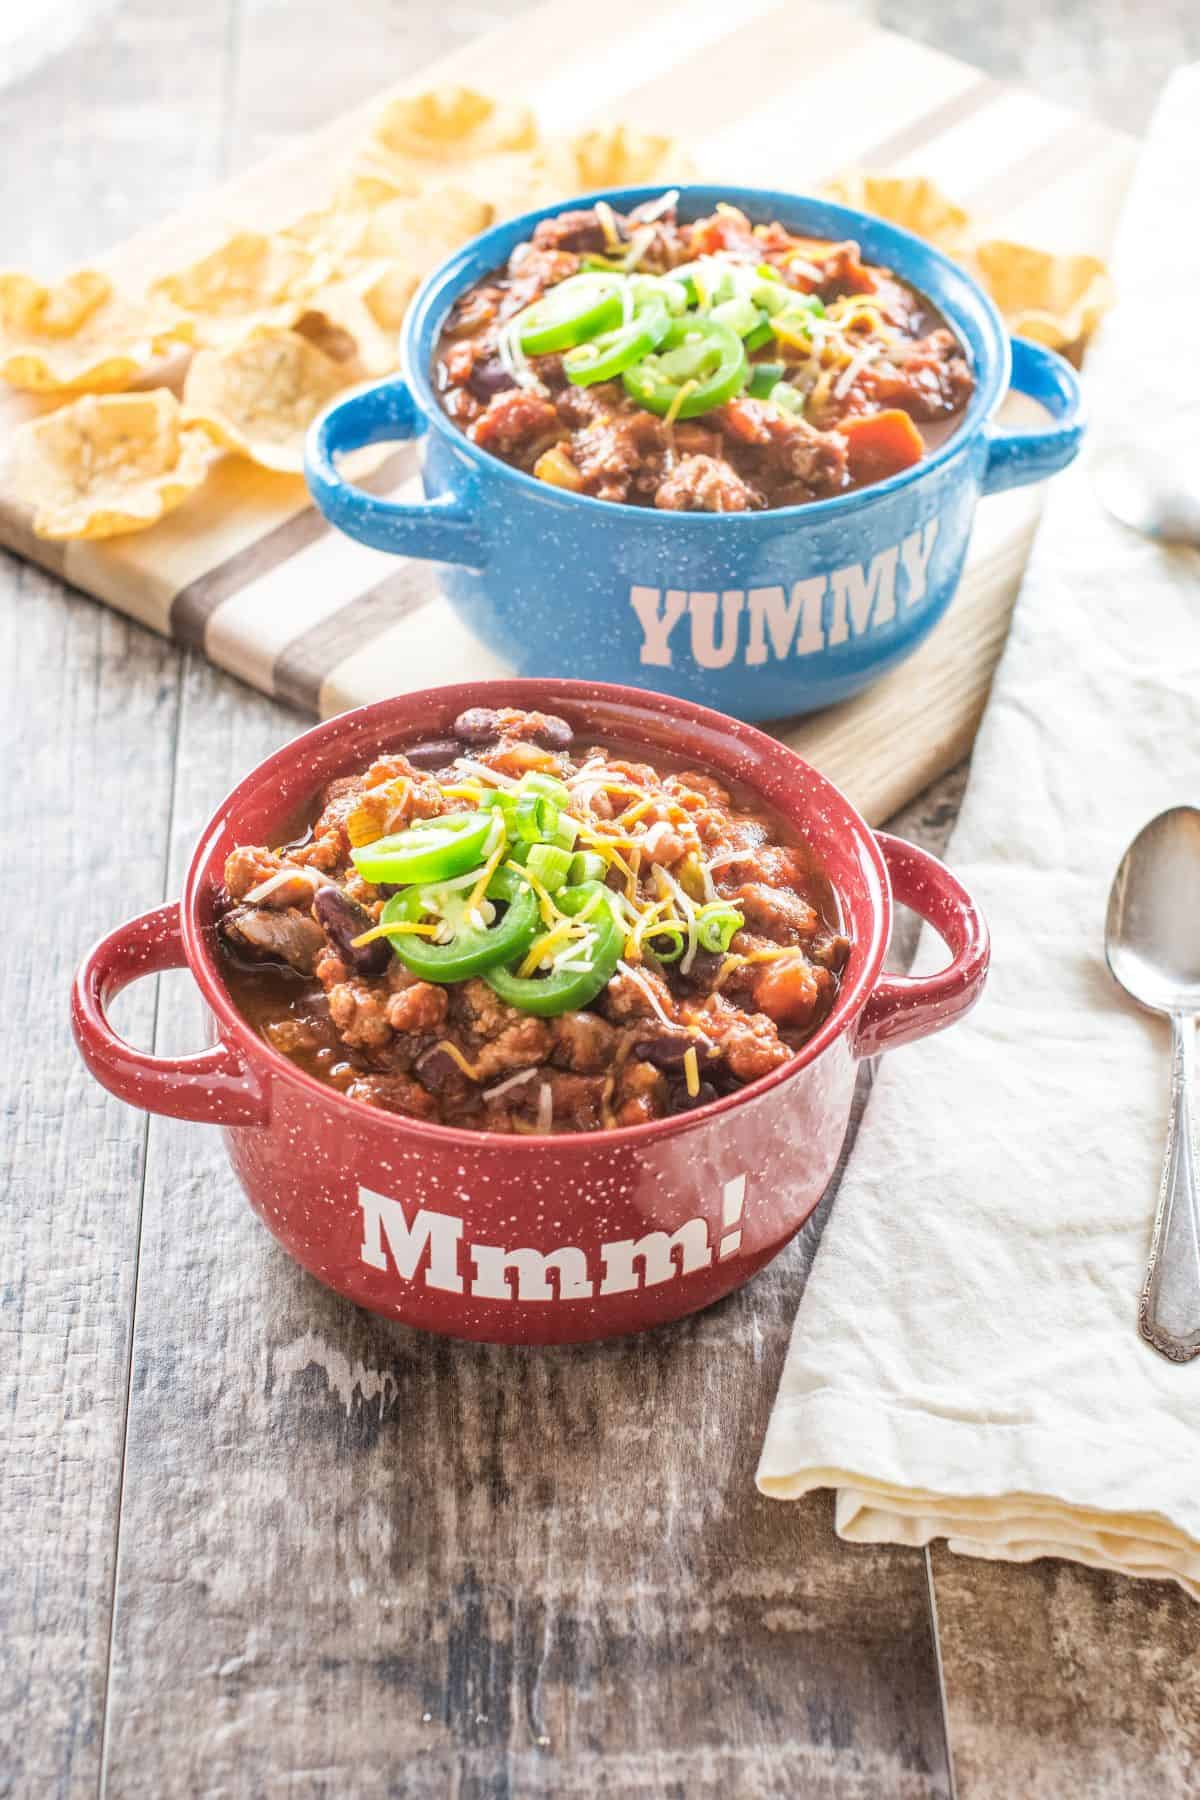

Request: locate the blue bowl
(306, 184), (1083, 722)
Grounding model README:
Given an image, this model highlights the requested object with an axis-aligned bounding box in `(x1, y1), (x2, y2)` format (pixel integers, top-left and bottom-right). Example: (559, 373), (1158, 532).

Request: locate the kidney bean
(453, 706), (503, 744)
(313, 886), (390, 977)
(453, 706), (575, 751)
(530, 712), (573, 750)
(404, 737), (462, 770)
(467, 356), (517, 402)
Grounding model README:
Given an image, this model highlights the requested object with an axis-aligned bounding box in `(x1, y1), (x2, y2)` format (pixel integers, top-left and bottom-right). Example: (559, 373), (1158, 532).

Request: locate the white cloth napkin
(757, 66), (1200, 1597)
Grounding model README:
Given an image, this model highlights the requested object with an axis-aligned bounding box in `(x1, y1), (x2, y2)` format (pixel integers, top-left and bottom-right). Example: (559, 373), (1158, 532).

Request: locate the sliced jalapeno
(621, 316), (748, 420)
(351, 811), (498, 886)
(484, 882), (624, 1017)
(563, 293), (671, 386)
(514, 273), (624, 355)
(378, 863), (539, 982)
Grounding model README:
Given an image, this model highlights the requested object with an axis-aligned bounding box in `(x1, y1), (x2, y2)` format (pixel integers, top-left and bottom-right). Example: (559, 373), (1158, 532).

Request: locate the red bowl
(71, 680), (989, 1344)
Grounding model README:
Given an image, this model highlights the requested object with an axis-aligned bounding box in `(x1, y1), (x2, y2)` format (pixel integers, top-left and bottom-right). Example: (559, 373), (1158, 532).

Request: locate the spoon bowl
(1106, 806), (1200, 1013)
(1105, 805), (1200, 1363)
(1092, 440), (1200, 546)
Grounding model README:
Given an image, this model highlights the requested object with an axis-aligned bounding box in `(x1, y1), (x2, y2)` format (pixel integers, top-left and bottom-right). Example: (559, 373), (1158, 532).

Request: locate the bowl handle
(71, 902), (269, 1126)
(305, 376), (485, 565)
(855, 834), (990, 1058)
(981, 336), (1085, 496)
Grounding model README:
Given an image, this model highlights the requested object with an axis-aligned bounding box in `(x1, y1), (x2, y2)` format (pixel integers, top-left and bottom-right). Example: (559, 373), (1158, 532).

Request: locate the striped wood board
(0, 0), (1136, 823)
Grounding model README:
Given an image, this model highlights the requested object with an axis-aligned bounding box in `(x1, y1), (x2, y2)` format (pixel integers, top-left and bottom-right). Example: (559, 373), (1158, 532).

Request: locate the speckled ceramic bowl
(71, 680), (989, 1343)
(305, 183), (1084, 722)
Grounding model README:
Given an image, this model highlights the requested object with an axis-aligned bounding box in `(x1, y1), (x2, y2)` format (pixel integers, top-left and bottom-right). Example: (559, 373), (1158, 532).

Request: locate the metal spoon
(1092, 440), (1200, 545)
(1105, 806), (1200, 1361)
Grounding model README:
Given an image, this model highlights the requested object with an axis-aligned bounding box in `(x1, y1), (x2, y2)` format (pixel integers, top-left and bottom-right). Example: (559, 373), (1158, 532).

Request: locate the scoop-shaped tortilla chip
(0, 268), (190, 392)
(150, 231), (325, 347)
(12, 389), (215, 539)
(372, 86), (537, 161)
(182, 330), (358, 473)
(559, 124), (694, 193)
(972, 238), (1115, 349)
(819, 168), (1115, 351)
(818, 172), (971, 254)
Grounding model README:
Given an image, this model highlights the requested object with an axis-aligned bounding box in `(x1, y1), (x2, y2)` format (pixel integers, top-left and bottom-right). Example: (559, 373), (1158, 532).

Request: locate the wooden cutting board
(0, 0), (1136, 824)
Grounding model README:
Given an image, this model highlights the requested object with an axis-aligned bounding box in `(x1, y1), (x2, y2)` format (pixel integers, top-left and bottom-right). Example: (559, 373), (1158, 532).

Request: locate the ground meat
(345, 1073), (439, 1119)
(551, 1011), (618, 1073)
(327, 978), (395, 1052)
(866, 329), (974, 422)
(499, 247), (580, 318)
(545, 1072), (609, 1131)
(717, 398), (849, 498)
(615, 1059), (669, 1127)
(572, 410), (666, 503)
(531, 207), (615, 255)
(474, 1016), (553, 1082)
(222, 905), (326, 976)
(222, 847), (323, 908)
(729, 881), (819, 944)
(816, 240), (877, 299)
(686, 994), (793, 1083)
(386, 983), (448, 1035)
(554, 379), (623, 431)
(654, 454), (763, 514)
(602, 967), (677, 1024)
(469, 389), (560, 461)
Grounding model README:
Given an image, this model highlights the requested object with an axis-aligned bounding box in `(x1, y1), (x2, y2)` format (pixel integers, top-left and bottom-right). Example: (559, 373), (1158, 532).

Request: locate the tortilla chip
(972, 238), (1115, 349)
(819, 172), (971, 254)
(12, 389), (215, 539)
(183, 330), (357, 473)
(0, 269), (190, 392)
(150, 231), (324, 347)
(372, 86), (537, 162)
(286, 281), (400, 373)
(354, 187), (493, 328)
(820, 169), (1115, 350)
(559, 124), (694, 193)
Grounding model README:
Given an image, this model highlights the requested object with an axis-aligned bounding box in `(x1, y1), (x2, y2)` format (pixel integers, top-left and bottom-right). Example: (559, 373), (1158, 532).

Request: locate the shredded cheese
(595, 200), (621, 251)
(615, 959), (676, 1031)
(482, 1066), (539, 1102)
(653, 863), (700, 973)
(452, 757), (519, 788)
(536, 1082), (554, 1133)
(351, 919), (440, 946)
(663, 378), (698, 431)
(242, 865), (320, 905)
(519, 918), (578, 978)
(522, 868), (568, 926)
(433, 1040), (481, 1080)
(464, 833), (509, 917)
(683, 1046), (701, 1098)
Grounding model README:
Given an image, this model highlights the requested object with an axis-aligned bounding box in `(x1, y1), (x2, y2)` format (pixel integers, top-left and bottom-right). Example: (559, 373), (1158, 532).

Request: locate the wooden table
(4, 4), (1199, 1796)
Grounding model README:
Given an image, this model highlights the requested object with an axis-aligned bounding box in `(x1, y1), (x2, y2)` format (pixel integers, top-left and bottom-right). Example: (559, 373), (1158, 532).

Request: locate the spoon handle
(1139, 1013), (1200, 1362)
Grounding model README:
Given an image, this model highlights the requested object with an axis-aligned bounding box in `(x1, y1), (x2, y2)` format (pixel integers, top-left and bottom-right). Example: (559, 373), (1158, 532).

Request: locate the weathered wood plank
(931, 1554), (1200, 1799)
(0, 560), (180, 1800)
(0, 7), (228, 1795)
